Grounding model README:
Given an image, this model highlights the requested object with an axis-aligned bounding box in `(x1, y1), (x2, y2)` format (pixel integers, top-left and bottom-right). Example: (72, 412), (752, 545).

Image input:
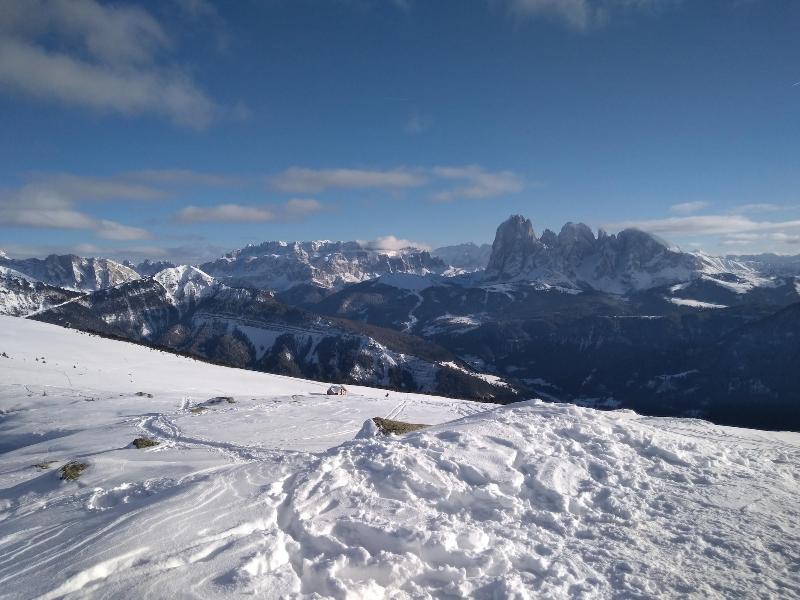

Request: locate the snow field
(0, 317), (799, 598)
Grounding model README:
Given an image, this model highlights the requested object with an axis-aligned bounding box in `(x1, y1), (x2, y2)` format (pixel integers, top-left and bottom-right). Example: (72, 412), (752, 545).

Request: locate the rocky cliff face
(485, 215), (700, 294)
(200, 240), (447, 292)
(0, 254), (139, 291)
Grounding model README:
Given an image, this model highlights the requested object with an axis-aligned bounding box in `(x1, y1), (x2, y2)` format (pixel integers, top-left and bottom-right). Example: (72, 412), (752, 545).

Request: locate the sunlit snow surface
(1, 317), (799, 599)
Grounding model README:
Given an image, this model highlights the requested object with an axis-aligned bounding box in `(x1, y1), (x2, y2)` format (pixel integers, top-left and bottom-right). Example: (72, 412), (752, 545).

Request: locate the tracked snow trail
(0, 317), (798, 598)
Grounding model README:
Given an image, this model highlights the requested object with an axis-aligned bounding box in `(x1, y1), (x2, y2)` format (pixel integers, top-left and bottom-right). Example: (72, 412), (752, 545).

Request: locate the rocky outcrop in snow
(200, 240), (447, 292)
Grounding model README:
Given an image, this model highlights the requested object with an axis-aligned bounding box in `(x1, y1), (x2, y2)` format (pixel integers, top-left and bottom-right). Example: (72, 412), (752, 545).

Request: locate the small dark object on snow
(60, 461), (88, 481)
(327, 385), (348, 396)
(135, 391), (154, 398)
(132, 437), (159, 449)
(372, 417), (429, 435)
(208, 396), (235, 404)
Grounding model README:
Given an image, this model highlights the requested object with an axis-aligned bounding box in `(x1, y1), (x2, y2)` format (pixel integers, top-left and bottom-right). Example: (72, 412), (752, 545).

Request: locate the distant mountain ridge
(33, 265), (518, 402)
(0, 254), (139, 292)
(200, 240), (447, 292)
(482, 215), (781, 295)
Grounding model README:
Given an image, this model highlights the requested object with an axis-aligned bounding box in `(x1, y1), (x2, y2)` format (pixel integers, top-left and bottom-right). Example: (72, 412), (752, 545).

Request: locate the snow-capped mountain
(200, 240), (447, 292)
(34, 268), (517, 402)
(432, 242), (492, 271)
(153, 265), (219, 309)
(0, 254), (140, 292)
(0, 266), (80, 316)
(483, 215), (791, 295)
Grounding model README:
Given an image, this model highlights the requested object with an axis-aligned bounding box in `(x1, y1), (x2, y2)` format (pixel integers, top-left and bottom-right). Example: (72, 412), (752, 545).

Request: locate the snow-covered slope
(0, 254), (139, 292)
(200, 240), (447, 292)
(0, 266), (80, 316)
(0, 316), (798, 598)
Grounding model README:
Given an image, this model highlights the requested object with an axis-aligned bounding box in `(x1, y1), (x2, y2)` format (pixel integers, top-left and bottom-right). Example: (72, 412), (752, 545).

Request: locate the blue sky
(0, 0), (799, 263)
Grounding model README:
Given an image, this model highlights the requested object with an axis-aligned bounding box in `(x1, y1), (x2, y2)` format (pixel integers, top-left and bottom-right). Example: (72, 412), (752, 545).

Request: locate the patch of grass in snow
(190, 406), (208, 414)
(373, 417), (429, 435)
(59, 461), (88, 481)
(132, 437), (159, 449)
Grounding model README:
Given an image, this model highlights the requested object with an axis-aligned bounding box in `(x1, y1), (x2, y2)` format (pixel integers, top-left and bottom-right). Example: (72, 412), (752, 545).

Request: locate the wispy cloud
(431, 165), (525, 202)
(269, 167), (428, 194)
(669, 201), (708, 214)
(269, 165), (527, 201)
(504, 0), (676, 31)
(173, 199), (326, 224)
(730, 203), (792, 214)
(125, 169), (236, 187)
(607, 214), (800, 237)
(405, 113), (433, 135)
(24, 173), (168, 201)
(0, 187), (150, 240)
(0, 0), (217, 128)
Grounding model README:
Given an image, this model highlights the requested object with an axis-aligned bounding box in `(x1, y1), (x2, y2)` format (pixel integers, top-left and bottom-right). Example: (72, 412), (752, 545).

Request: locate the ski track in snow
(0, 316), (799, 598)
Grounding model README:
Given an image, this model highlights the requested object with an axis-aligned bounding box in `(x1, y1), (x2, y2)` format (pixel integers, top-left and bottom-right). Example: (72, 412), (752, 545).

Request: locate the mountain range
(2, 214), (798, 428)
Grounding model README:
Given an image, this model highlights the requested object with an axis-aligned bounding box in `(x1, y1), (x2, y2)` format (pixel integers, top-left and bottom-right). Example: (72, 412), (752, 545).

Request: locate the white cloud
(26, 173), (167, 201)
(268, 165), (526, 201)
(431, 165), (525, 202)
(95, 219), (152, 241)
(607, 214), (800, 237)
(270, 167), (428, 194)
(284, 198), (326, 218)
(0, 0), (216, 129)
(358, 235), (431, 251)
(173, 199), (326, 224)
(721, 232), (800, 247)
(175, 204), (277, 224)
(0, 187), (150, 240)
(669, 201), (708, 214)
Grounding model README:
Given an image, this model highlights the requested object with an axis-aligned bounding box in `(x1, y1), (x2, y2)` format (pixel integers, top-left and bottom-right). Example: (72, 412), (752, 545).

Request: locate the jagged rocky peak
(484, 214), (699, 293)
(485, 215), (541, 279)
